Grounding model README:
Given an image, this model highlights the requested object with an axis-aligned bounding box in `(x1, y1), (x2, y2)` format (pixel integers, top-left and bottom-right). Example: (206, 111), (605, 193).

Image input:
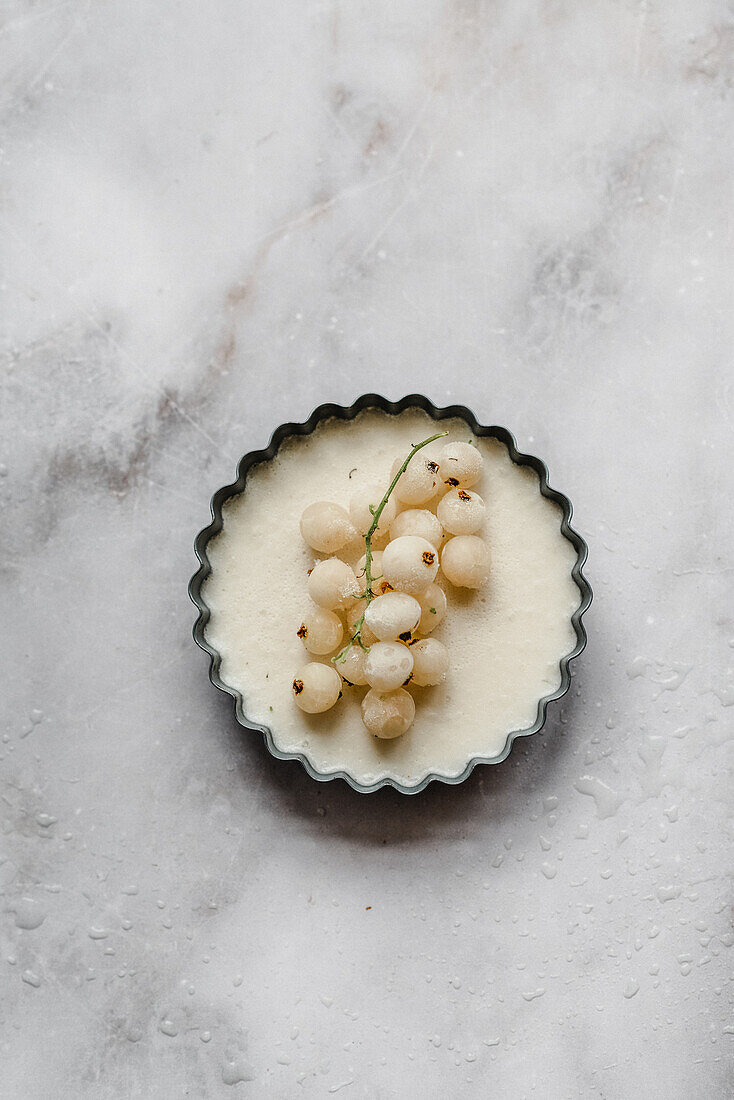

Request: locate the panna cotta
(201, 408), (584, 789)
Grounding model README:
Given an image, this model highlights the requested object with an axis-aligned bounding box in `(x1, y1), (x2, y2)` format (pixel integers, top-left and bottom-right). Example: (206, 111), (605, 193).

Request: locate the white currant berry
(307, 558), (359, 610)
(410, 637), (449, 686)
(389, 508), (444, 547)
(438, 441), (483, 489)
(355, 550), (393, 596)
(349, 484), (396, 548)
(441, 535), (490, 588)
(300, 502), (356, 553)
(346, 599), (378, 647)
(364, 641), (414, 692)
(337, 645), (368, 686)
(436, 488), (486, 535)
(390, 455), (441, 506)
(382, 535), (439, 595)
(292, 663), (342, 713)
(297, 606), (343, 654)
(364, 592), (421, 642)
(361, 687), (415, 739)
(415, 583), (447, 635)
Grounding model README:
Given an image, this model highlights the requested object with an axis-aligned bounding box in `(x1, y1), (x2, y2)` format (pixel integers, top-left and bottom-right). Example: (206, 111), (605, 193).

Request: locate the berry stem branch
(333, 430), (448, 664)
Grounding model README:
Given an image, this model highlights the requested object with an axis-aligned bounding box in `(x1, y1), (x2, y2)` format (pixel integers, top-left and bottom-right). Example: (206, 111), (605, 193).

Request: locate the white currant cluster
(292, 436), (489, 739)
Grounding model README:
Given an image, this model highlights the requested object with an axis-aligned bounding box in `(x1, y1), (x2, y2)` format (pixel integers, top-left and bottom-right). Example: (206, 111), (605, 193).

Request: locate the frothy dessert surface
(203, 409), (581, 787)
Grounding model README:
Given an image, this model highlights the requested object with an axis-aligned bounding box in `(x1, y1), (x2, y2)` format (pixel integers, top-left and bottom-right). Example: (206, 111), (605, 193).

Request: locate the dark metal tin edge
(188, 394), (593, 795)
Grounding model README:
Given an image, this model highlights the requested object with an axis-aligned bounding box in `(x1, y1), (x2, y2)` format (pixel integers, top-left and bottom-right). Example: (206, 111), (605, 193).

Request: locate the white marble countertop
(2, 2), (733, 1096)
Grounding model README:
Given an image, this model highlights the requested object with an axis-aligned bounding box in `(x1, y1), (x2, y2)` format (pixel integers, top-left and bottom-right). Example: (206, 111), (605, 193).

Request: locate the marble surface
(1, 1), (733, 1096)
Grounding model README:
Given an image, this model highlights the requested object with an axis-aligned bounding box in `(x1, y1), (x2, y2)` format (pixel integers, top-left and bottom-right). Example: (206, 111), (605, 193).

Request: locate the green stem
(333, 430), (448, 665)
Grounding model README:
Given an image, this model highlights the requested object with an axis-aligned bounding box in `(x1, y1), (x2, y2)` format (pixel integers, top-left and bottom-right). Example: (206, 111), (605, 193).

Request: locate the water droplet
(222, 1054), (255, 1085)
(623, 979), (639, 999)
(677, 954), (693, 976)
(88, 927), (108, 940)
(22, 969), (41, 988)
(159, 1018), (178, 1037)
(126, 1025), (143, 1043)
(655, 663), (692, 694)
(232, 974), (243, 987)
(656, 884), (681, 903)
(35, 813), (57, 828)
(574, 776), (623, 818)
(200, 1031), (212, 1043)
(11, 897), (47, 930)
(30, 709), (43, 725)
(540, 863), (557, 880)
(320, 995), (333, 1007)
(713, 674), (734, 707)
(522, 988), (545, 1001)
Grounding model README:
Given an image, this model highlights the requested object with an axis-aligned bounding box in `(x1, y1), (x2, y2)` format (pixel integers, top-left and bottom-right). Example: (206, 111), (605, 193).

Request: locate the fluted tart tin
(189, 394), (592, 794)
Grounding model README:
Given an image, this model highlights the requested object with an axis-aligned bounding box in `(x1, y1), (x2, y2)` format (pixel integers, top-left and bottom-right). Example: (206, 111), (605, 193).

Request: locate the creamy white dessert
(202, 408), (582, 788)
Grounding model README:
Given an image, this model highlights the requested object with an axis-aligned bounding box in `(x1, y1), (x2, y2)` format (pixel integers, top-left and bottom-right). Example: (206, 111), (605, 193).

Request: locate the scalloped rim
(188, 394), (592, 794)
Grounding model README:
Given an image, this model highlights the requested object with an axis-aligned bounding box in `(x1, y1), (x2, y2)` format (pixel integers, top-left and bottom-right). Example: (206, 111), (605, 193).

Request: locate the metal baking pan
(189, 394), (592, 794)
